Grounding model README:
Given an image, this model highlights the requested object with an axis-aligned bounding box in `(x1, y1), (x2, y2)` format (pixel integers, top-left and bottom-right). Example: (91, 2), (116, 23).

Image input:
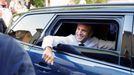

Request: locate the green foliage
(85, 0), (107, 4)
(32, 0), (44, 7)
(31, 0), (107, 7)
(74, 0), (80, 4)
(85, 0), (95, 4)
(96, 0), (107, 3)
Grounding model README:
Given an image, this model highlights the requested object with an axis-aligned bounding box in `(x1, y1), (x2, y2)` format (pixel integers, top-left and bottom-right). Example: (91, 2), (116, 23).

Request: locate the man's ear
(88, 31), (93, 37)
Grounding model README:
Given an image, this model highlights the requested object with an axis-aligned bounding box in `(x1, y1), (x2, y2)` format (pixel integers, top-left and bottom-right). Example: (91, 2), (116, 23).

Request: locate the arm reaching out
(42, 46), (54, 65)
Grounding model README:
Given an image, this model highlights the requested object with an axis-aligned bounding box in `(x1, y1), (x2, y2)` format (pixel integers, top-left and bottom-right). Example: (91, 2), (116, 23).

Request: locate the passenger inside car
(13, 30), (32, 43)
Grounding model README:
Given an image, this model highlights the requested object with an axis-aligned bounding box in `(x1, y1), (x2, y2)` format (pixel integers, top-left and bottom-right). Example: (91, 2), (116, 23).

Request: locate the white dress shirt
(42, 34), (115, 50)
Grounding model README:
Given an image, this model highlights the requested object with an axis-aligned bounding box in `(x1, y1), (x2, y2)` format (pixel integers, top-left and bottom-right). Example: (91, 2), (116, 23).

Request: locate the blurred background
(0, 0), (134, 27)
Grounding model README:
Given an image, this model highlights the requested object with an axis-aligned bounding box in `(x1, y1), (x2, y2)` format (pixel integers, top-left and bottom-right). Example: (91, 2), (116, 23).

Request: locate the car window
(8, 13), (54, 43)
(52, 19), (118, 50)
(49, 15), (122, 66)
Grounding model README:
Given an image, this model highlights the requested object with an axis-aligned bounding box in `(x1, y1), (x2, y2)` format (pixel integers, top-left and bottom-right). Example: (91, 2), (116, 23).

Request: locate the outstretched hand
(42, 47), (54, 65)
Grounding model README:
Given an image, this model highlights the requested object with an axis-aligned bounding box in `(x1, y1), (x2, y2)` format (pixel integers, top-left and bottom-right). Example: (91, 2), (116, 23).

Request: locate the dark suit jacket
(0, 33), (35, 75)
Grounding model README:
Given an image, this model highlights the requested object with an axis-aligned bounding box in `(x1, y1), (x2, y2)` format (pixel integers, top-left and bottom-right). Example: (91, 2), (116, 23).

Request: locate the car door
(32, 13), (132, 75)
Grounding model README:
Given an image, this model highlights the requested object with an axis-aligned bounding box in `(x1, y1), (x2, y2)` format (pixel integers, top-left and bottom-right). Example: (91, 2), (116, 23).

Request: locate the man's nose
(78, 30), (82, 34)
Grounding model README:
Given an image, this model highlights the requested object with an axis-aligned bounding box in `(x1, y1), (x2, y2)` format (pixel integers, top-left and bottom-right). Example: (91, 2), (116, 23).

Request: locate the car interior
(52, 19), (119, 64)
(54, 20), (118, 45)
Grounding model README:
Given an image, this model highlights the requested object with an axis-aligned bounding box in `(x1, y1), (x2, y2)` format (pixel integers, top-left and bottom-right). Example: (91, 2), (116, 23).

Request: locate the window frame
(46, 14), (123, 50)
(45, 14), (124, 65)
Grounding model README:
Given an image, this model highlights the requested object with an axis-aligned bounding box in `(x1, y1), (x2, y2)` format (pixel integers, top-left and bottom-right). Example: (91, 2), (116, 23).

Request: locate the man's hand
(42, 46), (54, 65)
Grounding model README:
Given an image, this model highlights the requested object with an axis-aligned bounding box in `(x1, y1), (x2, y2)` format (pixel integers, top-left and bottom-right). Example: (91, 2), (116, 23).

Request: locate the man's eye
(77, 28), (80, 30)
(82, 30), (86, 32)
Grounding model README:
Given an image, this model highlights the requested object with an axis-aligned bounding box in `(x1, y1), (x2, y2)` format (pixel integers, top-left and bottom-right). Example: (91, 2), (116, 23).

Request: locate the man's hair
(77, 23), (93, 31)
(77, 23), (89, 26)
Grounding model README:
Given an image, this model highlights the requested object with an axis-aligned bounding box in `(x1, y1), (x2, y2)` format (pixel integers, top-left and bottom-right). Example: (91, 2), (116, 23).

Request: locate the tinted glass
(8, 14), (54, 43)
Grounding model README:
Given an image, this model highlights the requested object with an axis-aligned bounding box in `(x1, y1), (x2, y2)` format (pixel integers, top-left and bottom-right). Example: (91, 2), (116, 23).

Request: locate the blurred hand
(42, 46), (54, 65)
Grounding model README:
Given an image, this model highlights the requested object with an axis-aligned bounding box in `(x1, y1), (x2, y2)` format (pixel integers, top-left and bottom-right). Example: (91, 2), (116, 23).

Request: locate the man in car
(42, 23), (115, 65)
(0, 33), (35, 75)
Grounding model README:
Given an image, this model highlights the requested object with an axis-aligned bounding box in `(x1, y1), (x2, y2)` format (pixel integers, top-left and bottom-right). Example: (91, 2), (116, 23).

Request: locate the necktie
(79, 43), (84, 46)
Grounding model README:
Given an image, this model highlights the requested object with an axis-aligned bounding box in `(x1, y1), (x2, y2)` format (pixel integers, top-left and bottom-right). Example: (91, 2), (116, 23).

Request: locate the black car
(6, 3), (134, 75)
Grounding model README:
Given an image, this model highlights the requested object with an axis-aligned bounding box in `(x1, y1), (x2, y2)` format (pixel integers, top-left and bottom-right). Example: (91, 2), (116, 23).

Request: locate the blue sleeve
(0, 33), (35, 75)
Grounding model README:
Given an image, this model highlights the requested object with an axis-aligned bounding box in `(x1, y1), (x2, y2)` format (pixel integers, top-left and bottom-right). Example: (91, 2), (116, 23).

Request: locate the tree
(70, 0), (107, 5)
(32, 0), (44, 7)
(85, 0), (107, 4)
(74, 0), (80, 4)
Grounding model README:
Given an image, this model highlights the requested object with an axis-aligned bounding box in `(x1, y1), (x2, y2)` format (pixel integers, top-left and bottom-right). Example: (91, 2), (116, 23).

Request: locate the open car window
(53, 19), (118, 51)
(50, 17), (122, 66)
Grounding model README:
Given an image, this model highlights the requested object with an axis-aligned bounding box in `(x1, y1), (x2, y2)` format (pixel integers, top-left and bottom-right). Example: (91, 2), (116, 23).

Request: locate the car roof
(29, 3), (134, 13)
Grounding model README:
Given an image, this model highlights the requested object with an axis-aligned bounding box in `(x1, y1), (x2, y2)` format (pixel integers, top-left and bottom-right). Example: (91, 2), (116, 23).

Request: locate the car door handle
(34, 62), (52, 72)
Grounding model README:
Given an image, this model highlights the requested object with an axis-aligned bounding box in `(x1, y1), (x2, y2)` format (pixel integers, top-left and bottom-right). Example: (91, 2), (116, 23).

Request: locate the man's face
(75, 24), (92, 42)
